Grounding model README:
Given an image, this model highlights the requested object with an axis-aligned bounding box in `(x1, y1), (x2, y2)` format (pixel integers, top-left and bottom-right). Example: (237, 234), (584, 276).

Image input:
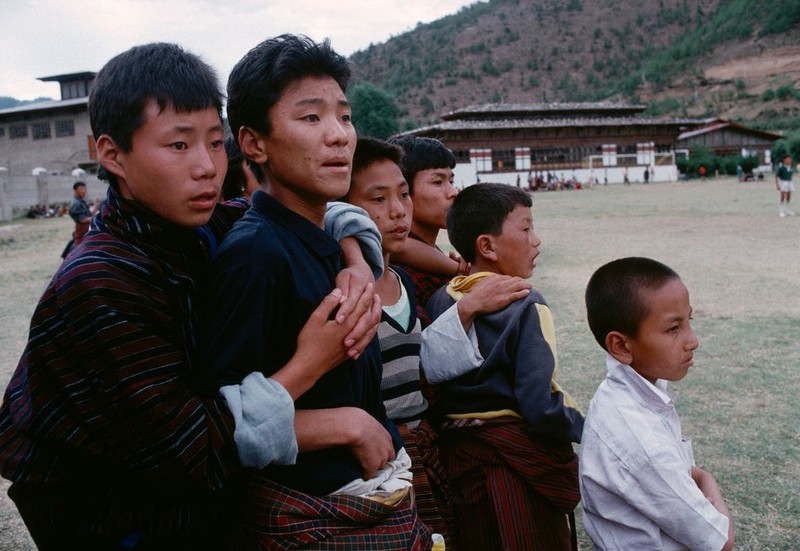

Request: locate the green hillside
(349, 0), (800, 131)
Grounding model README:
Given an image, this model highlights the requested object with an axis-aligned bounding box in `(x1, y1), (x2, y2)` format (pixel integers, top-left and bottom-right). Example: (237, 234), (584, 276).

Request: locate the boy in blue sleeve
(198, 35), (430, 549)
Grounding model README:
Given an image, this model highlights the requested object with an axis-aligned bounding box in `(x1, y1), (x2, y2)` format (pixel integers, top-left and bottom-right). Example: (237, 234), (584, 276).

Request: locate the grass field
(0, 177), (798, 549)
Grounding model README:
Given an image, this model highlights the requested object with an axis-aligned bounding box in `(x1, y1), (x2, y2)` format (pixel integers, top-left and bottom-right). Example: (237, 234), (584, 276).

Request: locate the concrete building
(0, 72), (106, 221)
(0, 72), (96, 178)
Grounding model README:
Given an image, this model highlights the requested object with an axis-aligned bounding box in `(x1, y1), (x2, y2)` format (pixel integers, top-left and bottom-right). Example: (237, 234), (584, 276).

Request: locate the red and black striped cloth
(438, 416), (580, 551)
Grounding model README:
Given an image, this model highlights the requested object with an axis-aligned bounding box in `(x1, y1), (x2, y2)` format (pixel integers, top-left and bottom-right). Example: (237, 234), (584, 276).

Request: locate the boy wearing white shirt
(580, 257), (734, 551)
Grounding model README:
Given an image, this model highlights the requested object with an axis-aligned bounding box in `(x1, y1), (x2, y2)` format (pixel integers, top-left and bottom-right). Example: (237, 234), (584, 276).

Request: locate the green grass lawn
(1, 177), (798, 549)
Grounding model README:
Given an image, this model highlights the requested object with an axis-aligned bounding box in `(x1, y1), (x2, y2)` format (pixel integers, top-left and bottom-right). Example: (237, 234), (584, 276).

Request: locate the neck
(267, 184), (326, 228)
(375, 252), (400, 305)
(470, 259), (496, 275)
(411, 222), (440, 246)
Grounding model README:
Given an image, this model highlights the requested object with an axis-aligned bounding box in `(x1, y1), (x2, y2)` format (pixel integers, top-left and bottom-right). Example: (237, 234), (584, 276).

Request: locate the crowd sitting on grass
(26, 203), (69, 219)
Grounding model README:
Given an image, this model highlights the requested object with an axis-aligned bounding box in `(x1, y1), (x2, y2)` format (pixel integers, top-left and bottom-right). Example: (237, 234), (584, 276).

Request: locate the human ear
(476, 234), (497, 262)
(96, 135), (126, 182)
(606, 331), (633, 365)
(238, 126), (268, 164)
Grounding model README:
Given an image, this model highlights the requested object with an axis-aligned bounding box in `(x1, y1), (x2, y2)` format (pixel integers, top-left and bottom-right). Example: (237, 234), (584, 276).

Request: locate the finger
(308, 288), (344, 323)
(345, 293), (381, 353)
(337, 282), (373, 327)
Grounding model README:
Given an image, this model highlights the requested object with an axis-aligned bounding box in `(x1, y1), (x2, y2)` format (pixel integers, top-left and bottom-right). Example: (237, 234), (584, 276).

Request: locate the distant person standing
(643, 167), (650, 184)
(776, 155), (795, 217)
(68, 181), (97, 246)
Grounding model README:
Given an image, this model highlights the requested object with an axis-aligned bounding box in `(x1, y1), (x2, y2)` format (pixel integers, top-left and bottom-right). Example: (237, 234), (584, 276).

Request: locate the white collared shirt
(579, 354), (729, 551)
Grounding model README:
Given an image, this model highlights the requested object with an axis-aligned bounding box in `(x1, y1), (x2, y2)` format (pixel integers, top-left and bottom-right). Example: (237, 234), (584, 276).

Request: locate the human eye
(303, 113), (320, 122)
(170, 142), (188, 151)
(210, 139), (224, 151)
(371, 195), (386, 203)
(341, 113), (352, 123)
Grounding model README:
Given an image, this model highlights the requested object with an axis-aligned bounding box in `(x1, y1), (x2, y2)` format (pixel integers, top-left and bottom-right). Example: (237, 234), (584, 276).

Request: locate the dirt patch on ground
(705, 44), (800, 85)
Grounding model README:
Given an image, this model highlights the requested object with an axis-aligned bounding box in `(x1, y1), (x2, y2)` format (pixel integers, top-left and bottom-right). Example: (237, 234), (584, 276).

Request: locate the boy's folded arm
(692, 466), (735, 550)
(294, 407), (395, 480)
(590, 420), (732, 551)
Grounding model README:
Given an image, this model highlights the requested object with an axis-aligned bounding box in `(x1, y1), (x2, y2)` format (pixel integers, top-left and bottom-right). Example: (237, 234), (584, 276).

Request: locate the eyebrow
(294, 97), (351, 108)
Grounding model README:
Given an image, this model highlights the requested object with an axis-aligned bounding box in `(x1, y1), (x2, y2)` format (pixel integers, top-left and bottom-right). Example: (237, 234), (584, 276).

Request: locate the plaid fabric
(229, 473), (432, 550)
(439, 416), (579, 551)
(411, 420), (459, 551)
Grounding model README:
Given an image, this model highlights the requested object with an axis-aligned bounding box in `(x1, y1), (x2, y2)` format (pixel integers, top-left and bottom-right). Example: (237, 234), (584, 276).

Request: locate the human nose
(325, 116), (352, 147)
(389, 195), (406, 219)
(445, 182), (457, 198)
(192, 144), (218, 179)
(530, 230), (542, 249)
(686, 328), (699, 351)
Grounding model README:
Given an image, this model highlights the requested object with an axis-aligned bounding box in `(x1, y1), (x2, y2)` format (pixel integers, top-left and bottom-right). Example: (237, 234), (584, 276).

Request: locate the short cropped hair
(227, 34), (350, 139)
(447, 183), (532, 264)
(388, 136), (456, 193)
(89, 43), (223, 186)
(585, 257), (680, 350)
(72, 181), (86, 191)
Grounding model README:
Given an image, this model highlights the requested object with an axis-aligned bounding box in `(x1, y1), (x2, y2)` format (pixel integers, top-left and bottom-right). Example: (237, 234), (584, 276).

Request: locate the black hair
(226, 34), (350, 139)
(220, 136), (263, 201)
(89, 42), (223, 187)
(388, 136), (456, 193)
(447, 183), (532, 264)
(585, 257), (680, 350)
(352, 137), (403, 176)
(72, 181), (86, 191)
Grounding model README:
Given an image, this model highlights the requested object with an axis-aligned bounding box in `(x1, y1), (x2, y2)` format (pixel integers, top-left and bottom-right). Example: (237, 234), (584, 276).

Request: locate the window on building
(10, 124), (27, 139)
(471, 148), (492, 172)
(32, 122), (51, 140)
(0, 127), (5, 137)
(494, 149), (515, 172)
(515, 147), (531, 170)
(55, 120), (75, 137)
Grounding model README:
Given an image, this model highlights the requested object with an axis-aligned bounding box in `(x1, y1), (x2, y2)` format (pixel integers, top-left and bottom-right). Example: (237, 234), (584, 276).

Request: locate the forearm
(692, 466), (734, 550)
(393, 238), (458, 277)
(295, 408), (362, 452)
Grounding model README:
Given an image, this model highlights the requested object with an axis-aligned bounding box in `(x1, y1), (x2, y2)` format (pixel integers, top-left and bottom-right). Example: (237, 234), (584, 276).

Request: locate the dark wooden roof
(440, 102), (647, 121)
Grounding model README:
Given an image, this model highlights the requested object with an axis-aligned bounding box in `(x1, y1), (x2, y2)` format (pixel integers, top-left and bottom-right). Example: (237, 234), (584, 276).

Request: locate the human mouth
(190, 191), (218, 210)
(322, 157), (350, 173)
(389, 224), (409, 238)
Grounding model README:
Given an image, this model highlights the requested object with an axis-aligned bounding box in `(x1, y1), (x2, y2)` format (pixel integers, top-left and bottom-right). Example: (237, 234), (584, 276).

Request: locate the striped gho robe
(0, 188), (247, 548)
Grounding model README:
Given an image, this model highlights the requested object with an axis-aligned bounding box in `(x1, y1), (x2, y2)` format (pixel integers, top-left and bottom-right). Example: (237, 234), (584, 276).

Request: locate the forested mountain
(348, 0), (800, 132)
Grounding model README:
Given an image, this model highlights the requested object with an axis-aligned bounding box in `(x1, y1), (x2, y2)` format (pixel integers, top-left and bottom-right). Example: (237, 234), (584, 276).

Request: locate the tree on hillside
(349, 83), (400, 139)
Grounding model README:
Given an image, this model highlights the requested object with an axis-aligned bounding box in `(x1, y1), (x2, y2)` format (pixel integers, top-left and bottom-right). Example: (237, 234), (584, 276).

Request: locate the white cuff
(220, 372), (298, 468)
(420, 302), (483, 384)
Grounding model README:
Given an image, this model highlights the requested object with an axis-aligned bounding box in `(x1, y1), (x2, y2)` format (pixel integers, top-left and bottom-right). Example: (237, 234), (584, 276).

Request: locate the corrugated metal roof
(0, 98), (88, 117)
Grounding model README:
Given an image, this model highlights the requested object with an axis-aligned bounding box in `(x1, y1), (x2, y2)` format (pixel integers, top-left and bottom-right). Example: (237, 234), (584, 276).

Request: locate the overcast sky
(0, 0), (479, 100)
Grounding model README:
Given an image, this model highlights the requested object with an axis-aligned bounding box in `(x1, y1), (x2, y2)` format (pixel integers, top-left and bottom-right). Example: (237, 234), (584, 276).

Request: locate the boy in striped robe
(425, 183), (584, 551)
